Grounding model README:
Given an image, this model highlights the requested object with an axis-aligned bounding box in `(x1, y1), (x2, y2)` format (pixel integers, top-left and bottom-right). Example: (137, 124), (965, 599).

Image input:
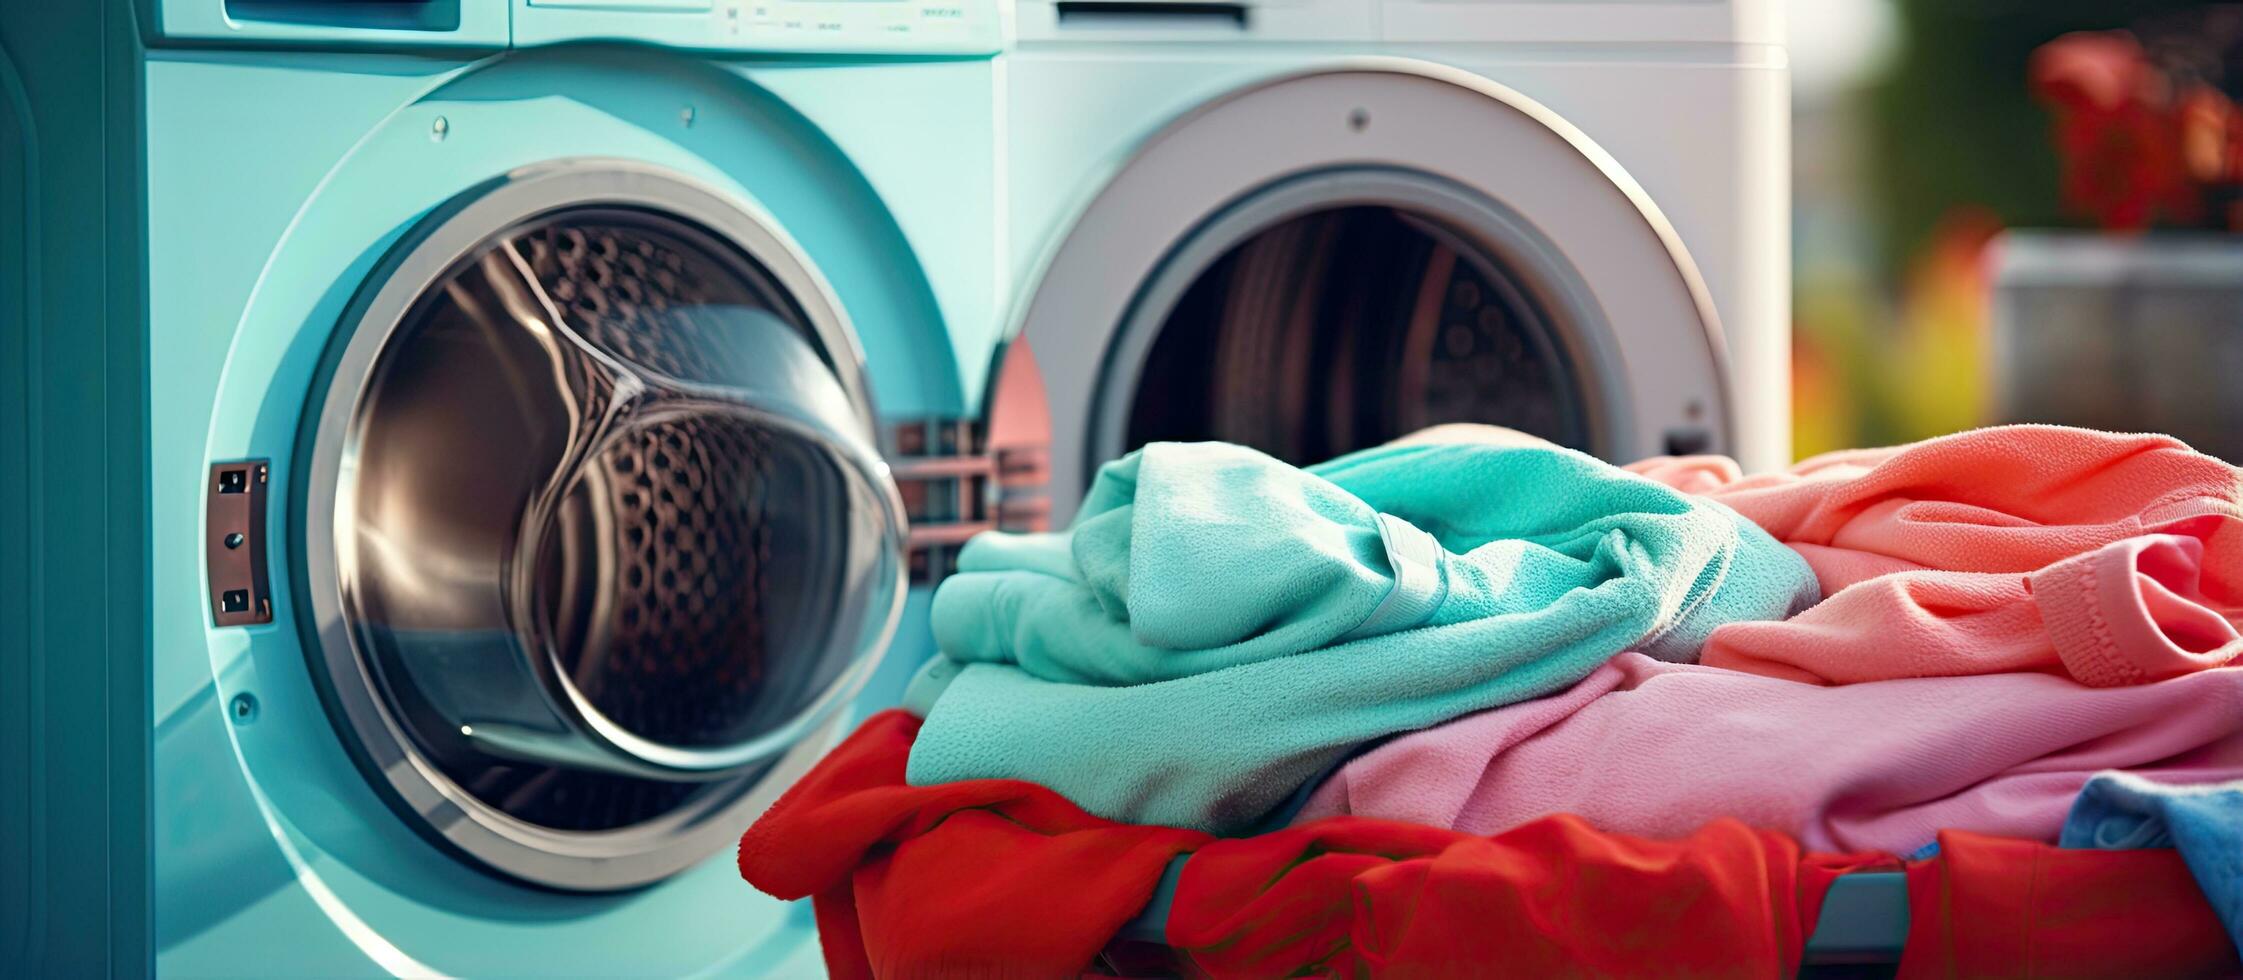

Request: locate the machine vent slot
(223, 0), (461, 33)
(1055, 0), (1249, 29)
(892, 415), (1050, 584)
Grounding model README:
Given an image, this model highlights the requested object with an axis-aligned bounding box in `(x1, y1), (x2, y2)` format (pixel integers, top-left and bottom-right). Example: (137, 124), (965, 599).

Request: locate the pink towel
(1294, 654), (2243, 854)
(1628, 425), (2243, 684)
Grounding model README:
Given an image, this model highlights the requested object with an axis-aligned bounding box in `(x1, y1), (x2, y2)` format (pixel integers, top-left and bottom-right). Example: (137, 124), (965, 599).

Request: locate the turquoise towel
(906, 440), (1818, 833)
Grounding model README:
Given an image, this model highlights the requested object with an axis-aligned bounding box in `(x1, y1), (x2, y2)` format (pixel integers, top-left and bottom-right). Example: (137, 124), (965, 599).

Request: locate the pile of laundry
(739, 424), (2243, 978)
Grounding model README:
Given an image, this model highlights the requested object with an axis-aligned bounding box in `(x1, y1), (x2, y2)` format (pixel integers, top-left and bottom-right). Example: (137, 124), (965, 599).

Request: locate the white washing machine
(988, 0), (1789, 519)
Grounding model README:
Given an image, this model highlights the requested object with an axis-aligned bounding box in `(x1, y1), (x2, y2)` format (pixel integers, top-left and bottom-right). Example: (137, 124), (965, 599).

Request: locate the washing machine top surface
(151, 0), (1004, 54)
(1012, 0), (1776, 44)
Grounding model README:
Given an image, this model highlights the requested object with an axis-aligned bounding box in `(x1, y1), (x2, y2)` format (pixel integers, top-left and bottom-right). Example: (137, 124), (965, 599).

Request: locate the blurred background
(1789, 0), (2243, 461)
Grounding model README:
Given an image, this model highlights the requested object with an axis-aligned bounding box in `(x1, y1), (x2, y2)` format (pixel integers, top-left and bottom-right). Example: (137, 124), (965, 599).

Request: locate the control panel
(515, 0), (1002, 54)
(1012, 0), (1772, 45)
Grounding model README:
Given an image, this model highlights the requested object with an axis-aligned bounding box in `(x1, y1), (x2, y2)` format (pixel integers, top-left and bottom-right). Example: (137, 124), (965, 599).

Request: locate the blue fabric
(905, 440), (1820, 833)
(2061, 771), (2243, 950)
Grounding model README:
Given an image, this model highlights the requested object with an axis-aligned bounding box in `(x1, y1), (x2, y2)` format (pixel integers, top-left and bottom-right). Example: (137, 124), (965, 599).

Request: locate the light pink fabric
(1294, 654), (2243, 854)
(1628, 425), (2243, 685)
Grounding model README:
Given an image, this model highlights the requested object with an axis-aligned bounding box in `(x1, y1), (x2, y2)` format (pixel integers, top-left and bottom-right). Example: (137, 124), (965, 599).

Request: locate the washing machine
(987, 0), (1789, 521)
(1, 0), (1005, 974)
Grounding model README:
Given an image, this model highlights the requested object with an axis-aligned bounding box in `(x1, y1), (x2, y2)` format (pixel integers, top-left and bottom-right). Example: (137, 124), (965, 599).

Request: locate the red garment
(1898, 830), (2241, 980)
(736, 710), (1209, 979)
(1167, 814), (1885, 979)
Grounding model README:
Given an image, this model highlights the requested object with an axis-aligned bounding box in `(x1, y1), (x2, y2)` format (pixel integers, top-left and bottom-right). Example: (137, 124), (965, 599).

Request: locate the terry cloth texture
(1627, 424), (2243, 685)
(907, 439), (1817, 832)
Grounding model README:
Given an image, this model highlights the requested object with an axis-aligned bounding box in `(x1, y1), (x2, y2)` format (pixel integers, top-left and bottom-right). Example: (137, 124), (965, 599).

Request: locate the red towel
(1898, 830), (2241, 980)
(1170, 822), (2242, 979)
(735, 710), (1209, 979)
(1168, 814), (1885, 979)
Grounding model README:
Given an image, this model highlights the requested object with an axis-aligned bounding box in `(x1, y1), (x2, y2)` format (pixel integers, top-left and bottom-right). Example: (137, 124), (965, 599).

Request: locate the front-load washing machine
(2, 0), (1004, 974)
(988, 0), (1789, 521)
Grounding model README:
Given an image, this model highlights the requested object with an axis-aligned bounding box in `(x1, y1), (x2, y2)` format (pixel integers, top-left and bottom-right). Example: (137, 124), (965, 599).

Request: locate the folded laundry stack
(741, 425), (2243, 978)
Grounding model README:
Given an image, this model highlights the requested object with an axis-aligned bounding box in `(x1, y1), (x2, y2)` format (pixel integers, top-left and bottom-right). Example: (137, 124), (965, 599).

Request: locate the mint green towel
(905, 440), (1818, 833)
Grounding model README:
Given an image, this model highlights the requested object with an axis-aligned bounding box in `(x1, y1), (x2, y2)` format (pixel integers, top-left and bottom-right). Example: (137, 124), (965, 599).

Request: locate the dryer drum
(1123, 199), (1588, 465)
(297, 163), (907, 891)
(1101, 168), (1599, 470)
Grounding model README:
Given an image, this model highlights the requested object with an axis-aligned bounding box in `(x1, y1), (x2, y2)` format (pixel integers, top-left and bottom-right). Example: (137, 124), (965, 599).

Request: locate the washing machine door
(1002, 63), (1736, 523)
(298, 161), (907, 891)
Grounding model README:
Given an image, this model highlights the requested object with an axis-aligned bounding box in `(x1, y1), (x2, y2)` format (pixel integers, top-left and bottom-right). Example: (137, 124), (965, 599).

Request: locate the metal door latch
(207, 460), (273, 626)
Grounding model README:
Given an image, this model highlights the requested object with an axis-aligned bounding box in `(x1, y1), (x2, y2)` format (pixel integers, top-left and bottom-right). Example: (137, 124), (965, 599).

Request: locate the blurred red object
(2030, 31), (2206, 230)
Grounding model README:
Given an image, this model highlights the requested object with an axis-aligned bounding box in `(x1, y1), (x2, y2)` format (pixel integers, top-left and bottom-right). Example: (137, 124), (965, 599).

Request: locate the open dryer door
(296, 162), (908, 891)
(997, 63), (1735, 523)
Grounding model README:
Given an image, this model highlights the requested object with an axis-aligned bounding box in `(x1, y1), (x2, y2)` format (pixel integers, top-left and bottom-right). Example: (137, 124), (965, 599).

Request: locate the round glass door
(298, 163), (906, 890)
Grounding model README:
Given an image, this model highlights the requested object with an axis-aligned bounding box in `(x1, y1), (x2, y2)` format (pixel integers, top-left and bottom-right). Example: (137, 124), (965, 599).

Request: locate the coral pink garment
(1628, 425), (2243, 685)
(1294, 653), (2243, 854)
(1704, 535), (2242, 686)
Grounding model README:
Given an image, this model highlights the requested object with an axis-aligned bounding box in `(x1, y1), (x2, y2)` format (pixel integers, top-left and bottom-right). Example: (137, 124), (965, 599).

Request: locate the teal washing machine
(1, 0), (1009, 974)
